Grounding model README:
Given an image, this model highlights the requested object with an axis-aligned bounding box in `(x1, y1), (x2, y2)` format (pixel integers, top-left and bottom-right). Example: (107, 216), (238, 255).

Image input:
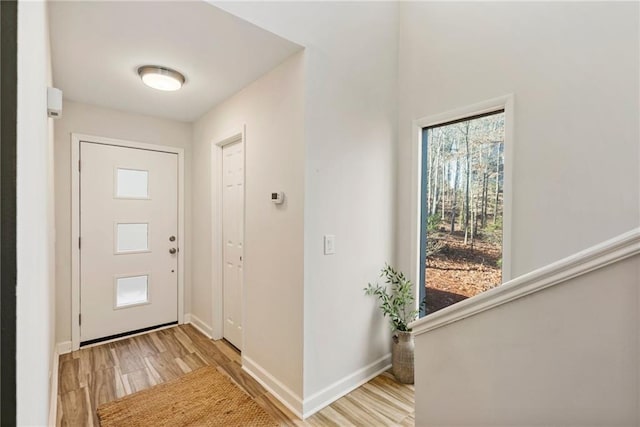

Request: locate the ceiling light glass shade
(138, 66), (185, 91)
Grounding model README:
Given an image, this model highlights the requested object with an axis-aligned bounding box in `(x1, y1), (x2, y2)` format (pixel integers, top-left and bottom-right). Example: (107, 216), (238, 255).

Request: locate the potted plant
(364, 264), (422, 384)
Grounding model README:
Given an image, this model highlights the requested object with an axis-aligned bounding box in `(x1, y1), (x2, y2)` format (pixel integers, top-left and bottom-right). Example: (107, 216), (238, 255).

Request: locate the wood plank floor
(57, 324), (414, 426)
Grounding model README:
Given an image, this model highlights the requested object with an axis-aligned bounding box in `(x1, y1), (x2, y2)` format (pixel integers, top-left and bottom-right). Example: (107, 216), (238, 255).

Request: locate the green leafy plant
(364, 264), (423, 332)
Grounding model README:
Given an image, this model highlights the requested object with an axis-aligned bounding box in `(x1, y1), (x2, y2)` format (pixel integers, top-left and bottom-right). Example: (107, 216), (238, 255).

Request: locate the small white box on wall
(47, 87), (63, 119)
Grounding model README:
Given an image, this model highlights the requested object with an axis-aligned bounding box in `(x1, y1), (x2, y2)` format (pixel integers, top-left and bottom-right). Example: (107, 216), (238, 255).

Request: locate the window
(419, 110), (506, 316)
(116, 223), (149, 253)
(116, 275), (149, 307)
(116, 168), (149, 199)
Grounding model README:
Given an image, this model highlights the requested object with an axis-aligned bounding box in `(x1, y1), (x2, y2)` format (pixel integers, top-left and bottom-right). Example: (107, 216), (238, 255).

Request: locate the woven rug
(97, 366), (278, 427)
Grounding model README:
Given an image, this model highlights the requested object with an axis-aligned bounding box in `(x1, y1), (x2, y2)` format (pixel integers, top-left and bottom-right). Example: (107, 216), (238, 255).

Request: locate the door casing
(211, 127), (245, 345)
(71, 133), (185, 350)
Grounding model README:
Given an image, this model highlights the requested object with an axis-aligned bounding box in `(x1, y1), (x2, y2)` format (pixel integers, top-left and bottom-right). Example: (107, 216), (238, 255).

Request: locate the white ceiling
(49, 1), (302, 122)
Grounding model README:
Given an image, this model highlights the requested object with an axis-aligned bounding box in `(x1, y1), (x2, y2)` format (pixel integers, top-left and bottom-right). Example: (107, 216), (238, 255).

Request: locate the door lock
(169, 248), (177, 254)
(169, 236), (176, 242)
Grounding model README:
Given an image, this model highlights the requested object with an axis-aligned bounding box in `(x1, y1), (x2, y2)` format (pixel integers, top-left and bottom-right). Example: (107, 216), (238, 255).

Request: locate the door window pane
(116, 275), (148, 307)
(116, 168), (148, 198)
(116, 223), (148, 252)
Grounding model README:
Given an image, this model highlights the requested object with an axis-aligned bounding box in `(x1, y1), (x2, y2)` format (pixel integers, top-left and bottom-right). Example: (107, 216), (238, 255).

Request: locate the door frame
(410, 95), (514, 312)
(71, 133), (185, 350)
(211, 126), (245, 343)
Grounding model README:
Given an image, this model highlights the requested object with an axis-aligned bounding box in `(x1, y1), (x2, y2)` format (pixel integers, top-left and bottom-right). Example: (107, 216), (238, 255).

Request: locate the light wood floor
(57, 324), (415, 426)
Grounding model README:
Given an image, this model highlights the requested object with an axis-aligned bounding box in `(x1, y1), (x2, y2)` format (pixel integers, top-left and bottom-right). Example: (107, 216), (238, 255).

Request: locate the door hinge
(78, 160), (81, 172)
(79, 313), (82, 325)
(78, 237), (81, 249)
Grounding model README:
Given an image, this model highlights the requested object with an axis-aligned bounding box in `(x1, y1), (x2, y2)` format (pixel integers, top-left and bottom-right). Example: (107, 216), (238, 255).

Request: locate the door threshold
(80, 321), (178, 348)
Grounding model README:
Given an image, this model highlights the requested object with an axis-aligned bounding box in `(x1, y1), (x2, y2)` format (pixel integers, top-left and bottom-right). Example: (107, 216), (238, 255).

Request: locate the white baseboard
(243, 353), (391, 420)
(56, 341), (72, 355)
(185, 313), (213, 338)
(242, 356), (304, 419)
(302, 353), (392, 418)
(48, 346), (60, 427)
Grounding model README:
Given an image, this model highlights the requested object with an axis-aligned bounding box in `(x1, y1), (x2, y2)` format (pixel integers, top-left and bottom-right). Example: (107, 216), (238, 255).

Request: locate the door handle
(169, 248), (177, 254)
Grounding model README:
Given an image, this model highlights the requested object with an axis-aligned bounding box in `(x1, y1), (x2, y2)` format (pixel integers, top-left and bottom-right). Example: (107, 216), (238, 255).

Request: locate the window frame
(410, 95), (514, 317)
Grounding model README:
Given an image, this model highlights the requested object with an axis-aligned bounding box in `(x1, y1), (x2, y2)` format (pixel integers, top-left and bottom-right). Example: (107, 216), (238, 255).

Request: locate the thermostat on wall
(271, 192), (285, 204)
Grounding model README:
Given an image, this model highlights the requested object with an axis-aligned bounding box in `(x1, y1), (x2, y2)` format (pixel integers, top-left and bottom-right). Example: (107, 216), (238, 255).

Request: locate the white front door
(222, 140), (244, 350)
(80, 141), (178, 344)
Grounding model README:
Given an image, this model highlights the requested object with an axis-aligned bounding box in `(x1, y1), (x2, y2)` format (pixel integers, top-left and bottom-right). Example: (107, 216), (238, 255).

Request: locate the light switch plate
(324, 235), (335, 255)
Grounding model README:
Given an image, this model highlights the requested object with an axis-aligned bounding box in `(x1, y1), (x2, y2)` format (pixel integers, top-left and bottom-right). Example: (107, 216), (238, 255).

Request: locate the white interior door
(80, 141), (178, 344)
(222, 141), (244, 350)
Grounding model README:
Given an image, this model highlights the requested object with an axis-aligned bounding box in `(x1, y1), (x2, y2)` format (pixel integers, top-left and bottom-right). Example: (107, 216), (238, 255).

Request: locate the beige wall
(54, 100), (192, 343)
(191, 52), (305, 400)
(414, 254), (640, 426)
(398, 3), (640, 424)
(396, 1), (640, 281)
(17, 1), (56, 424)
(212, 3), (399, 411)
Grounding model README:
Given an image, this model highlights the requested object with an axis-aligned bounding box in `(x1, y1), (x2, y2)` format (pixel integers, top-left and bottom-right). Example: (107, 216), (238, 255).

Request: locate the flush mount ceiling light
(137, 65), (185, 91)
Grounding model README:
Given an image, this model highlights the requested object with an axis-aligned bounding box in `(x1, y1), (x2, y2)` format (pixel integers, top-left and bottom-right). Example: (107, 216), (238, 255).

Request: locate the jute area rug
(97, 366), (278, 427)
